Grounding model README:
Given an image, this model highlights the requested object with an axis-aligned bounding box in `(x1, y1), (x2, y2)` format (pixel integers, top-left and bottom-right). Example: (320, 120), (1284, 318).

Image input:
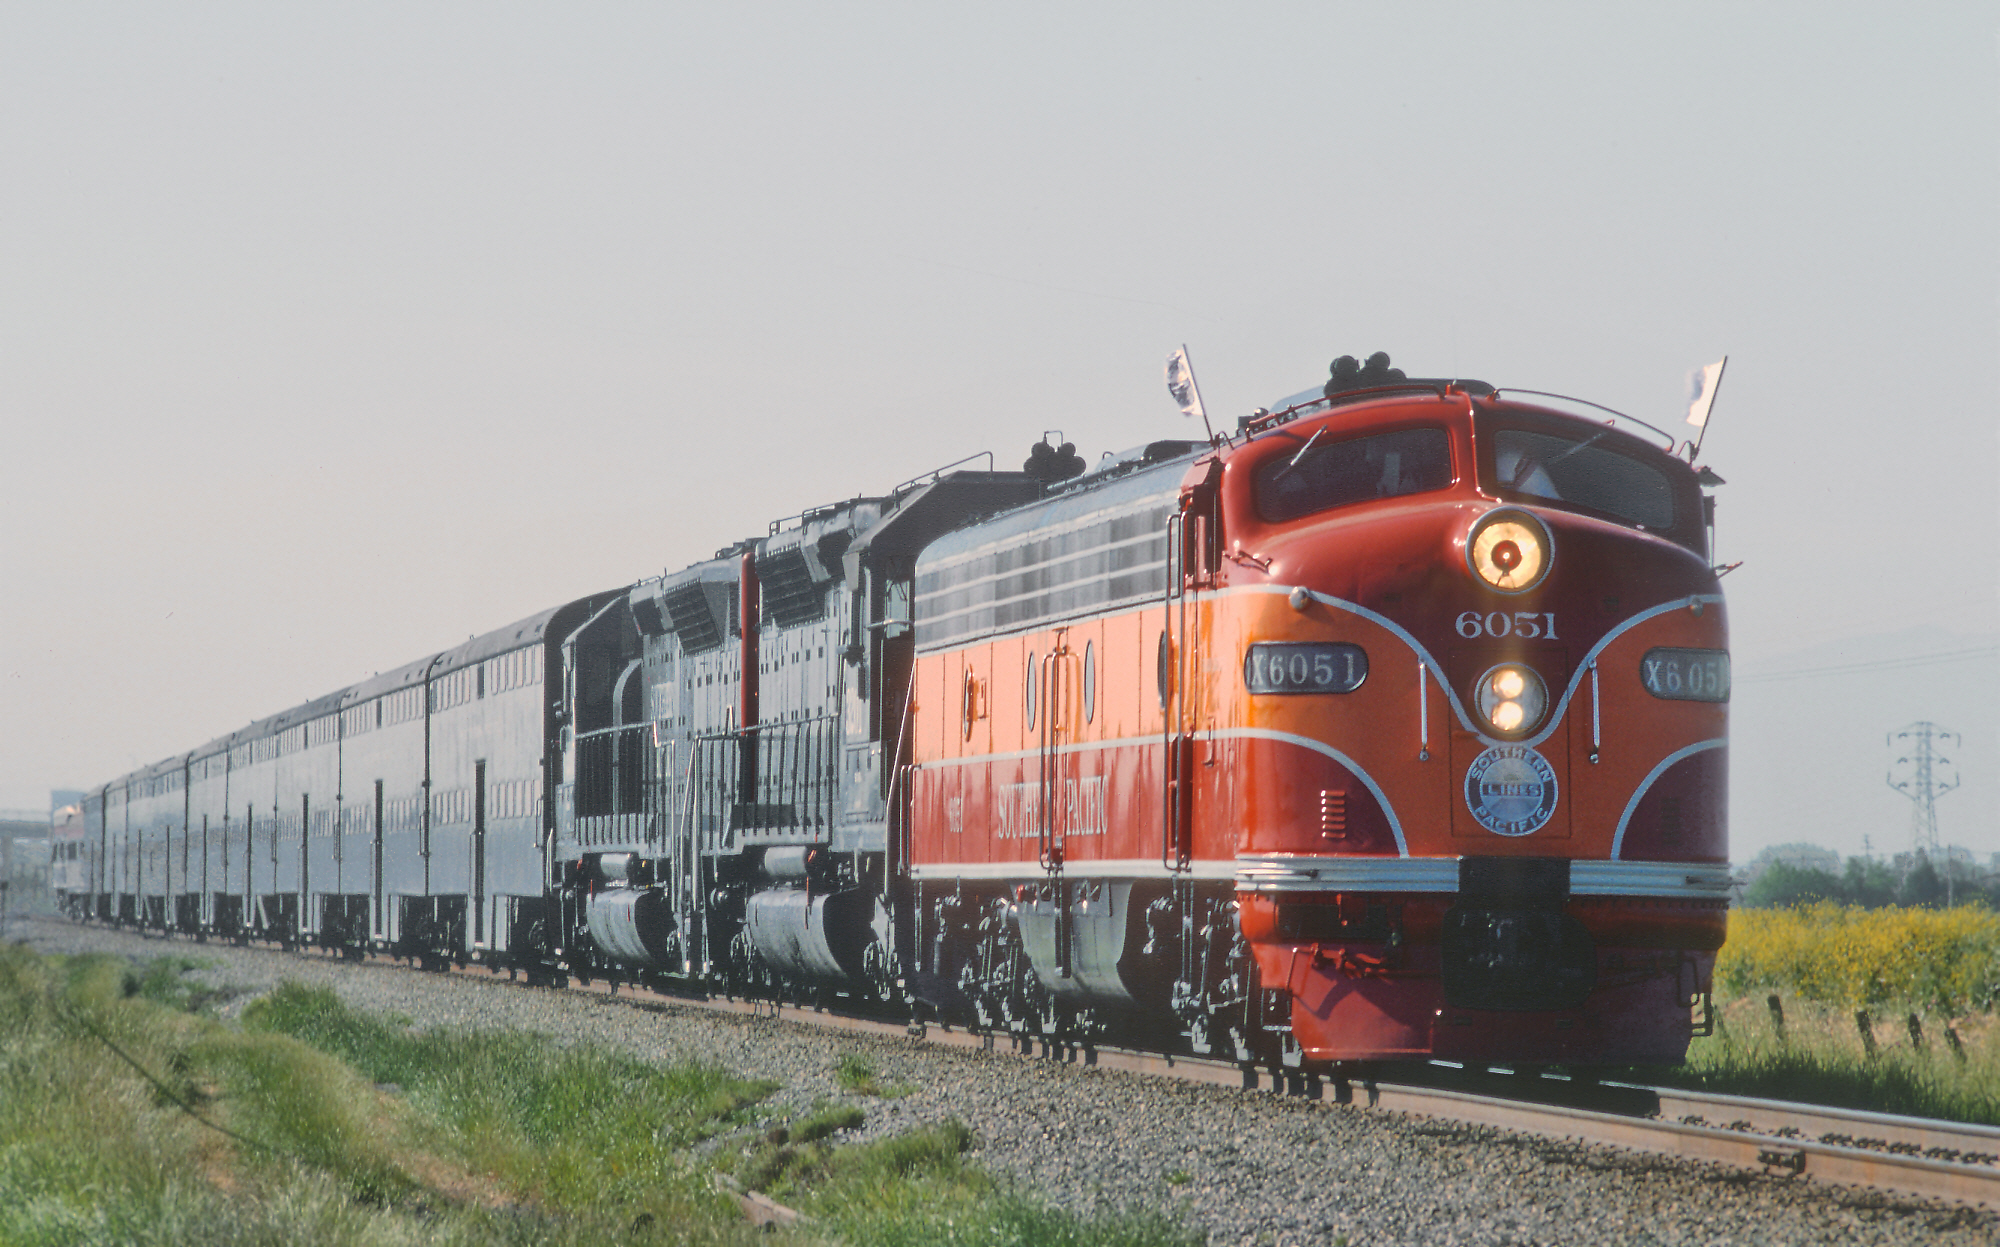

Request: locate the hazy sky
(4, 4), (1995, 860)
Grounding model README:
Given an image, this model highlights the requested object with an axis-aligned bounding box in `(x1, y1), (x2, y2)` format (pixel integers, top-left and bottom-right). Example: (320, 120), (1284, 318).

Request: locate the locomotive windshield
(1254, 426), (1452, 523)
(1484, 426), (1676, 531)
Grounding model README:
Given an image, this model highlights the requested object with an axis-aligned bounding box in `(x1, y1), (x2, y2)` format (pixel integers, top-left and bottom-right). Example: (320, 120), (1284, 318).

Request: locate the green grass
(781, 1119), (1206, 1247)
(787, 1102), (867, 1144)
(1630, 993), (2000, 1125)
(242, 980), (775, 1211)
(121, 953), (241, 1014)
(833, 1051), (914, 1098)
(739, 1101), (869, 1191)
(0, 944), (1204, 1245)
(0, 947), (435, 1245)
(0, 945), (773, 1244)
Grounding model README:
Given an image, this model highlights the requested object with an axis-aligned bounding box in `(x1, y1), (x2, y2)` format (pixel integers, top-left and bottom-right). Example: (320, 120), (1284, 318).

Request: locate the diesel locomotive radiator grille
(755, 547), (825, 627)
(662, 582), (724, 653)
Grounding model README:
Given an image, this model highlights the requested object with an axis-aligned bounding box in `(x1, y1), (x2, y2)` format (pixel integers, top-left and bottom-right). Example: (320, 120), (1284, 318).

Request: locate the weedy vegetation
(1716, 902), (2000, 1014)
(121, 953), (244, 1015)
(745, 1117), (1203, 1247)
(1635, 903), (2000, 1124)
(0, 943), (1203, 1244)
(832, 1051), (912, 1098)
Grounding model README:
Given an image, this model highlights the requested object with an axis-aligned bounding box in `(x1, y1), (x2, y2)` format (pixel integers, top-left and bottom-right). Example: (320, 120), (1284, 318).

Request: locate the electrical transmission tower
(1886, 721), (1961, 860)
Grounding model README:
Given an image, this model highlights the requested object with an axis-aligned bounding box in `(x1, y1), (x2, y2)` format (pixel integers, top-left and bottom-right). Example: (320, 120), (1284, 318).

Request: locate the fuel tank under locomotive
(737, 847), (893, 991)
(582, 847), (895, 992)
(582, 854), (681, 967)
(744, 887), (891, 987)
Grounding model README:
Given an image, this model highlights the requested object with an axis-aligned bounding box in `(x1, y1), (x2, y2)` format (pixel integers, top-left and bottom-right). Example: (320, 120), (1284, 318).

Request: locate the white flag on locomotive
(1166, 346), (1206, 422)
(1685, 356), (1727, 429)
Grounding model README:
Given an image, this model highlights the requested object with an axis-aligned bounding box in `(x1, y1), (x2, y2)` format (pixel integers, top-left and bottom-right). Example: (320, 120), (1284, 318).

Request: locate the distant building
(1, 795), (78, 920)
(0, 809), (48, 838)
(1, 826), (55, 923)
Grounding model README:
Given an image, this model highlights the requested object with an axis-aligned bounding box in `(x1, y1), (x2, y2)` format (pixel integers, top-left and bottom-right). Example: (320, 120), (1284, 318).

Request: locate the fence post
(1906, 1012), (1925, 1052)
(1854, 1009), (1877, 1058)
(1765, 994), (1786, 1044)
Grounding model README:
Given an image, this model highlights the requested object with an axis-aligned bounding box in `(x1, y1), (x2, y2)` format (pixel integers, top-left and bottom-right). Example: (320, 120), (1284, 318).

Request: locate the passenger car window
(1254, 427), (1452, 523)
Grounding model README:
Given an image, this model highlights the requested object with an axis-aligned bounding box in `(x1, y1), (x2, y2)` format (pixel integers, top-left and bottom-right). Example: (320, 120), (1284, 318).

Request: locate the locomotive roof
(1259, 376), (1495, 421)
(847, 470), (1048, 573)
(915, 448), (1199, 569)
(910, 451), (1197, 649)
(1243, 380), (1681, 465)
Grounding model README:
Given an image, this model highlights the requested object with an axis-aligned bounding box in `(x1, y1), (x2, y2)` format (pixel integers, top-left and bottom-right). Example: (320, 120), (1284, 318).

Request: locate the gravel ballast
(16, 918), (1995, 1246)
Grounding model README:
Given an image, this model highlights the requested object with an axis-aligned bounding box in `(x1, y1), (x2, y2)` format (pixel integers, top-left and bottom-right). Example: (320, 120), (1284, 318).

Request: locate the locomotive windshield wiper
(1543, 429), (1609, 469)
(1271, 427), (1326, 481)
(1504, 431), (1608, 490)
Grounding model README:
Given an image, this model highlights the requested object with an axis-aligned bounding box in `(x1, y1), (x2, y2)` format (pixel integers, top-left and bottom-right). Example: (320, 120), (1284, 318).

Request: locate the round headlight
(1467, 509), (1551, 594)
(1476, 663), (1548, 737)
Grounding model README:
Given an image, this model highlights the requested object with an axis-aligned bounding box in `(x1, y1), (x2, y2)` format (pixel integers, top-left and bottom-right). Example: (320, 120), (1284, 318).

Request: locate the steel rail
(48, 920), (2000, 1214)
(1644, 1084), (2000, 1165)
(1341, 1079), (2000, 1211)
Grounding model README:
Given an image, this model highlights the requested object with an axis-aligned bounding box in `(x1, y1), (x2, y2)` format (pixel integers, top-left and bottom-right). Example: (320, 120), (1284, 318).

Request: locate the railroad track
(59, 920), (2000, 1215)
(740, 1005), (2000, 1214)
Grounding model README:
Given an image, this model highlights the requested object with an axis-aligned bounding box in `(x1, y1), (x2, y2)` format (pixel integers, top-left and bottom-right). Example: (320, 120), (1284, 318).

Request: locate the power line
(1735, 644), (2000, 684)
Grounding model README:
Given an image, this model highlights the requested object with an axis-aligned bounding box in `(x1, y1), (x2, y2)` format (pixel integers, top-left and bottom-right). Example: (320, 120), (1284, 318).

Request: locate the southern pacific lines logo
(992, 778), (1108, 839)
(1463, 745), (1559, 837)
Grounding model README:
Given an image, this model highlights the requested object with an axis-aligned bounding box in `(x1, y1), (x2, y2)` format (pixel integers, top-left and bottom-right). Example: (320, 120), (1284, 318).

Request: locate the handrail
(765, 497), (868, 537)
(682, 745), (705, 971)
(682, 716), (840, 847)
(686, 714), (839, 743)
(572, 723), (652, 743)
(885, 678), (916, 891)
(1491, 389), (1677, 451)
(1161, 512), (1185, 872)
(1036, 649), (1060, 871)
(889, 451), (997, 497)
(1033, 638), (1073, 977)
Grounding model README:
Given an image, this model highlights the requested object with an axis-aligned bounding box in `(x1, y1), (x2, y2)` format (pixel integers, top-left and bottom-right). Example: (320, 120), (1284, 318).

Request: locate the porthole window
(1025, 652), (1038, 730)
(1083, 641), (1096, 723)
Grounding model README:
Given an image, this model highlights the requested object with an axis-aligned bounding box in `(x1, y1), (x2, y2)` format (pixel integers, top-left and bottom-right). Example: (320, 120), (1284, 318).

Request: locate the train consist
(68, 361), (1731, 1068)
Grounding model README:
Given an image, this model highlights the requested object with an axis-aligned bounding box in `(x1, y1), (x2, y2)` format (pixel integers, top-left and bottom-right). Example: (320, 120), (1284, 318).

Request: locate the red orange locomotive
(73, 356), (1728, 1070)
(905, 368), (1729, 1066)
